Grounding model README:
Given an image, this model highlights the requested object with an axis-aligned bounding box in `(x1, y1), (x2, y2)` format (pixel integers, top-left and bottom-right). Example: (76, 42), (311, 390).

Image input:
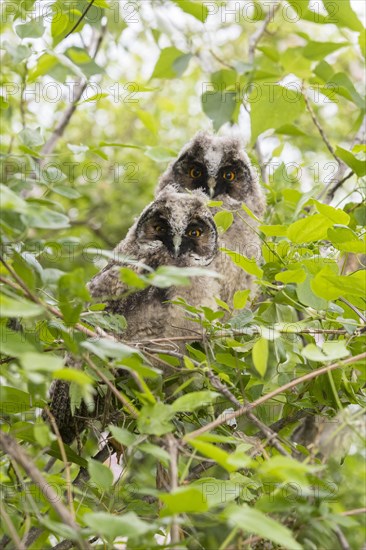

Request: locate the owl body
(88, 187), (220, 342)
(157, 132), (266, 304)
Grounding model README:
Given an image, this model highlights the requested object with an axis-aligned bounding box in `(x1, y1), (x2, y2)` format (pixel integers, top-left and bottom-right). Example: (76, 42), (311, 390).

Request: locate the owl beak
(173, 235), (182, 257)
(207, 177), (216, 198)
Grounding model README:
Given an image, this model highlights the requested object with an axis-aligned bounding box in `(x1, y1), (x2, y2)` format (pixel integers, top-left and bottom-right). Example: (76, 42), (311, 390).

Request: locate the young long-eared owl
(88, 186), (220, 341)
(156, 132), (266, 304)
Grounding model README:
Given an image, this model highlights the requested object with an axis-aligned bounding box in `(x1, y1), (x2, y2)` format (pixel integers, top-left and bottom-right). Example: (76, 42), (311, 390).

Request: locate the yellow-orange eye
(223, 170), (235, 181)
(154, 225), (165, 233)
(189, 167), (202, 179)
(187, 228), (202, 238)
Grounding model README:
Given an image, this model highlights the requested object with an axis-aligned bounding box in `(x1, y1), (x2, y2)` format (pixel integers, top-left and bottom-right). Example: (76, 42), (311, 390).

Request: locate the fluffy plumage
(88, 186), (220, 342)
(157, 132), (266, 304)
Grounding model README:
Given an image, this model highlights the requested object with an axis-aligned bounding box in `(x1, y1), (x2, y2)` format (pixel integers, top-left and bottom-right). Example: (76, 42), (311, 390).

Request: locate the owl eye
(223, 170), (235, 182)
(154, 225), (165, 234)
(189, 167), (202, 179)
(187, 227), (202, 238)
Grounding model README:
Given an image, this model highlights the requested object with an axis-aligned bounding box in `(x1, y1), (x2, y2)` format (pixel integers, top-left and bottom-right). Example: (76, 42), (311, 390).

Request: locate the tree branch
(324, 113), (366, 202)
(0, 433), (90, 550)
(41, 21), (106, 157)
(184, 351), (366, 441)
(303, 88), (342, 164)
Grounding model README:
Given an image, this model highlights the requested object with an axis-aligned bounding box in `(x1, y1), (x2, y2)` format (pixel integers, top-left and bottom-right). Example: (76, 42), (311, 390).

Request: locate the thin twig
(184, 351), (366, 440)
(43, 408), (74, 518)
(303, 88), (341, 164)
(0, 505), (25, 550)
(339, 297), (366, 324)
(0, 433), (90, 550)
(63, 0), (96, 40)
(340, 507), (366, 516)
(41, 21), (106, 158)
(248, 2), (281, 64)
(83, 355), (139, 418)
(0, 274), (112, 341)
(167, 435), (180, 547)
(204, 368), (290, 456)
(325, 114), (366, 202)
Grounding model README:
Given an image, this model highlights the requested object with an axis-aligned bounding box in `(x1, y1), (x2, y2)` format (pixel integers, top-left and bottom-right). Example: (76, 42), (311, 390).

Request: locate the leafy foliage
(0, 1), (365, 549)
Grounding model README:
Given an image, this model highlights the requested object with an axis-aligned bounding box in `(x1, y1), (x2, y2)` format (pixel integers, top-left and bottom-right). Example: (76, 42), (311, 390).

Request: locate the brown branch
(43, 408), (74, 517)
(167, 435), (180, 547)
(248, 2), (281, 64)
(303, 89), (342, 164)
(0, 433), (90, 550)
(41, 21), (106, 157)
(0, 505), (25, 550)
(340, 507), (366, 517)
(184, 351), (366, 441)
(324, 170), (354, 199)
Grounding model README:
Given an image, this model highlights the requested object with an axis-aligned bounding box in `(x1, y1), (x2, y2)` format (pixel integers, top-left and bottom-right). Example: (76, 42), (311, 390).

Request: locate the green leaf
(287, 214), (333, 243)
(149, 266), (219, 288)
(160, 486), (209, 516)
(275, 268), (306, 284)
(172, 391), (219, 412)
(172, 0), (209, 22)
(214, 211), (234, 233)
(0, 326), (38, 356)
(53, 368), (93, 386)
(335, 146), (366, 177)
(0, 185), (27, 212)
(252, 338), (268, 377)
(323, 0), (364, 32)
(201, 91), (237, 131)
(151, 47), (191, 79)
(189, 439), (238, 472)
(250, 85), (305, 143)
(82, 338), (139, 360)
(52, 186), (81, 199)
(109, 425), (138, 447)
(221, 248), (263, 278)
(83, 512), (154, 540)
(21, 205), (70, 229)
(144, 146), (177, 162)
(233, 289), (250, 309)
(225, 504), (302, 549)
(303, 41), (348, 60)
(65, 47), (104, 78)
(19, 127), (44, 149)
(0, 294), (44, 318)
(312, 268), (366, 300)
(302, 341), (350, 362)
(326, 72), (365, 108)
(0, 387), (33, 413)
(19, 352), (64, 372)
(88, 459), (114, 490)
(15, 18), (45, 38)
(312, 200), (350, 225)
(259, 224), (288, 237)
(137, 402), (175, 435)
(328, 226), (366, 253)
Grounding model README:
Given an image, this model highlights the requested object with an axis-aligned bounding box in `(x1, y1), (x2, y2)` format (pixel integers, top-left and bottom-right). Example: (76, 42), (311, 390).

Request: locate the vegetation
(0, 1), (365, 549)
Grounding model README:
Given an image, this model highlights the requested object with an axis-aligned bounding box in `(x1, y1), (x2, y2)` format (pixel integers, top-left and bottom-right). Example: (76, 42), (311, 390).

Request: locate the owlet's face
(168, 134), (254, 201)
(135, 191), (217, 266)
